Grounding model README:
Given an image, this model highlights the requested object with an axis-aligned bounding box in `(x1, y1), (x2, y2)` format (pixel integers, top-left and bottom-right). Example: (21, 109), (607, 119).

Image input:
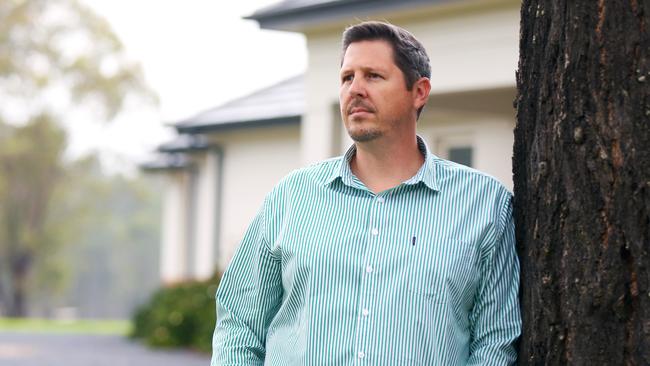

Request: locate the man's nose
(348, 76), (367, 97)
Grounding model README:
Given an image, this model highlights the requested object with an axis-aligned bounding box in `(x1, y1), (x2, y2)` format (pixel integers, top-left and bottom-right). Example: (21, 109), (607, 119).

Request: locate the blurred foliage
(0, 0), (155, 122)
(0, 115), (67, 316)
(0, 0), (157, 316)
(28, 156), (163, 319)
(130, 272), (221, 353)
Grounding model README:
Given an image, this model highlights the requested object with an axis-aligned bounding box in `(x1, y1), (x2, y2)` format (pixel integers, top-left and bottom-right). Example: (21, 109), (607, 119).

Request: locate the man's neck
(350, 135), (425, 194)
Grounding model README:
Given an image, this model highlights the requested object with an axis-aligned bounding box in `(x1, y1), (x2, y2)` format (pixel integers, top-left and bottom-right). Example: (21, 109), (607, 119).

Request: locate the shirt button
(362, 308), (370, 316)
(358, 351), (365, 359)
(377, 197), (385, 203)
(371, 228), (379, 235)
(366, 265), (373, 273)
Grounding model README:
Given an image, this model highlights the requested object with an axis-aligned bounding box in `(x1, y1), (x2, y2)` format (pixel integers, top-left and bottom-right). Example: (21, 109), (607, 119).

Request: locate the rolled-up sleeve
(468, 194), (521, 365)
(211, 199), (283, 366)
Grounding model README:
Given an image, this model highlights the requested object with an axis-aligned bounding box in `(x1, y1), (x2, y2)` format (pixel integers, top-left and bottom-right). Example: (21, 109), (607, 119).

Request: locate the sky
(73, 0), (307, 173)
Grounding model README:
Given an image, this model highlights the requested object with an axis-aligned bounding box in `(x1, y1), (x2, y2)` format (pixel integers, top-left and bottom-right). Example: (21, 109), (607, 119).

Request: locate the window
(432, 132), (474, 168)
(448, 146), (473, 167)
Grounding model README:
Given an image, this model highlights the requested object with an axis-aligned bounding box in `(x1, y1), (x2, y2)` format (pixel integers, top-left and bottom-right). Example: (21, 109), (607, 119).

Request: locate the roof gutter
(176, 115), (301, 134)
(245, 0), (459, 31)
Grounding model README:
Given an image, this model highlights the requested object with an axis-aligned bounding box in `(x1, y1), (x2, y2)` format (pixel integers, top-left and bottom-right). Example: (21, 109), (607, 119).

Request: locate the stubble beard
(347, 126), (383, 142)
(343, 98), (383, 142)
(345, 111), (384, 142)
(344, 114), (384, 142)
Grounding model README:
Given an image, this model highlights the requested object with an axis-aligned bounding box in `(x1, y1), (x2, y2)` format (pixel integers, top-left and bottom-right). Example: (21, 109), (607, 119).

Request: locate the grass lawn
(0, 317), (132, 335)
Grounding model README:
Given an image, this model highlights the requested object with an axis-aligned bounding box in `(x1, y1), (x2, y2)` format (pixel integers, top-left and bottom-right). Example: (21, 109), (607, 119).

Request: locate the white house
(144, 0), (520, 283)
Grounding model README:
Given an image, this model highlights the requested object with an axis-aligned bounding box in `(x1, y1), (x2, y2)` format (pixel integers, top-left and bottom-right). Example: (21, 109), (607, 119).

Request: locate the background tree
(514, 1), (649, 364)
(0, 115), (67, 317)
(53, 157), (162, 319)
(0, 0), (155, 317)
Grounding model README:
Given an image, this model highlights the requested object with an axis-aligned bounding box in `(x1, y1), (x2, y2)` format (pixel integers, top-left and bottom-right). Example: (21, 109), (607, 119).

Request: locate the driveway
(0, 332), (210, 366)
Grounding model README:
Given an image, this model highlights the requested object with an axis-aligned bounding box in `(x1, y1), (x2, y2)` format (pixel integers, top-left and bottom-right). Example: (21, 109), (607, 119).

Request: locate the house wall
(192, 151), (220, 279)
(159, 124), (300, 280)
(160, 171), (189, 283)
(418, 108), (515, 190)
(209, 124), (301, 271)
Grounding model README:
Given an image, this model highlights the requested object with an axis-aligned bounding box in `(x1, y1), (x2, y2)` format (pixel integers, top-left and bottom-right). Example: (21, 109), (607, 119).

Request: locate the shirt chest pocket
(406, 238), (478, 304)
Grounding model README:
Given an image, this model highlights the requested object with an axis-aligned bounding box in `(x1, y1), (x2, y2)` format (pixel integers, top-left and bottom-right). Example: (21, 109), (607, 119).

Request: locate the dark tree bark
(514, 1), (649, 365)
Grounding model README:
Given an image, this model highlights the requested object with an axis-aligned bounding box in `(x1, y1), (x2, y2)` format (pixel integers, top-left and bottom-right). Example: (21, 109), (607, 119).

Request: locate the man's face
(339, 40), (417, 143)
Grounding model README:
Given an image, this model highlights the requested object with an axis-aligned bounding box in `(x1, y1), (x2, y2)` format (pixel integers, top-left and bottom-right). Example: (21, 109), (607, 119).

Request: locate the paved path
(0, 332), (210, 366)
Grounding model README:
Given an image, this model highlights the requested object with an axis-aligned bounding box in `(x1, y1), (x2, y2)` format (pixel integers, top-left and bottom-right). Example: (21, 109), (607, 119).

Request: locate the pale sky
(72, 1), (306, 172)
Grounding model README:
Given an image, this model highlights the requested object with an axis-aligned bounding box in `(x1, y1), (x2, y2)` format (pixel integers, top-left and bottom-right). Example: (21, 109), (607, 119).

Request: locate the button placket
(354, 195), (385, 365)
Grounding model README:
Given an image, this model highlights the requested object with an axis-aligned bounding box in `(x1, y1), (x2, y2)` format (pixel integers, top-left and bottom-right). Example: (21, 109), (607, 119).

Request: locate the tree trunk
(6, 252), (32, 317)
(10, 284), (27, 318)
(0, 251), (33, 318)
(514, 1), (649, 365)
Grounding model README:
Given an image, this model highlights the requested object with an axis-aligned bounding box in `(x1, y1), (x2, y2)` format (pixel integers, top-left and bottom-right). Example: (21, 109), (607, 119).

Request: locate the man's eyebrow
(340, 65), (387, 74)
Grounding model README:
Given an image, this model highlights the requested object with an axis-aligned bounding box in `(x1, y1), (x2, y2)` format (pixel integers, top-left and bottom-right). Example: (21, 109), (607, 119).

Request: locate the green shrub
(130, 271), (221, 353)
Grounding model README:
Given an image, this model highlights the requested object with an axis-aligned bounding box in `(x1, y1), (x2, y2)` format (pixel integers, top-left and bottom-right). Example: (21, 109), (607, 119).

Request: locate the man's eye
(342, 75), (353, 82)
(369, 73), (382, 79)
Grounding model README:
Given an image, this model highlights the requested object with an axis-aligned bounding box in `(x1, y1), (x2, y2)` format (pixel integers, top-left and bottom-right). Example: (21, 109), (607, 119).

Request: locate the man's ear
(413, 77), (431, 110)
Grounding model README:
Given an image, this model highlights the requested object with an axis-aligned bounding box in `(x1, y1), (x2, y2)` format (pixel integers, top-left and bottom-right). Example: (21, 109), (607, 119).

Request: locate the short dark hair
(342, 21), (431, 90)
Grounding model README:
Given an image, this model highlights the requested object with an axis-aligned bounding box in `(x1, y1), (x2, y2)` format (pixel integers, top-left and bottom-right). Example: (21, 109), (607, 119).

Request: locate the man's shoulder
(433, 157), (512, 197)
(270, 156), (342, 195)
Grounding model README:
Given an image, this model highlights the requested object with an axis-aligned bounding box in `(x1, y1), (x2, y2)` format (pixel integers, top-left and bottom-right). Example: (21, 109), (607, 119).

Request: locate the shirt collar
(324, 135), (439, 192)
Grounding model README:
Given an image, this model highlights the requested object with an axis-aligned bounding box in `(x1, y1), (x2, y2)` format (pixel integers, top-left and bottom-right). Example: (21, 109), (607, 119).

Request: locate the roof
(176, 75), (303, 134)
(157, 134), (210, 153)
(140, 153), (192, 172)
(246, 0), (461, 31)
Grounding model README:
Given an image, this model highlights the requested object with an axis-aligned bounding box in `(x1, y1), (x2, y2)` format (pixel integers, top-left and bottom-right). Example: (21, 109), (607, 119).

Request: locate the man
(212, 21), (520, 365)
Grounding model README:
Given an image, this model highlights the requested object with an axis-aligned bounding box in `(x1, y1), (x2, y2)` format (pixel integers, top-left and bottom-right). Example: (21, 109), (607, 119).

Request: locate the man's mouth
(348, 102), (375, 115)
(350, 107), (370, 114)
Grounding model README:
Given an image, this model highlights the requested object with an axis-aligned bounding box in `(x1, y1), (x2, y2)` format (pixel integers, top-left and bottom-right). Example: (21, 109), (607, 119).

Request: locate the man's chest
(269, 191), (487, 306)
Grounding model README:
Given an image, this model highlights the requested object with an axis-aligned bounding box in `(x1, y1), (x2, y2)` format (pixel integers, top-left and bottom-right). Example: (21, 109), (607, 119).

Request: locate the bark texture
(514, 1), (650, 364)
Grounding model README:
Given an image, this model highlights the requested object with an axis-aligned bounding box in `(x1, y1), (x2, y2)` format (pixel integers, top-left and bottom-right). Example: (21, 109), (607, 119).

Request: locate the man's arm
(468, 194), (521, 365)
(211, 200), (283, 366)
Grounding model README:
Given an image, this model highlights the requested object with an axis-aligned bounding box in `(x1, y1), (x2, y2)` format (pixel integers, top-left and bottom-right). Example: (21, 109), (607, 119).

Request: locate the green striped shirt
(212, 137), (520, 365)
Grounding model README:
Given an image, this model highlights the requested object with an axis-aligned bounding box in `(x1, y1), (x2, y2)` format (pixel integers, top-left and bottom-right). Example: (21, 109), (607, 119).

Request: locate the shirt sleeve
(467, 193), (521, 365)
(211, 198), (283, 366)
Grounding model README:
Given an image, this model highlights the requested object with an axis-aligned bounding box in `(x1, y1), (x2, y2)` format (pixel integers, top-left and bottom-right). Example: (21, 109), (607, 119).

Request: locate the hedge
(130, 272), (220, 353)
